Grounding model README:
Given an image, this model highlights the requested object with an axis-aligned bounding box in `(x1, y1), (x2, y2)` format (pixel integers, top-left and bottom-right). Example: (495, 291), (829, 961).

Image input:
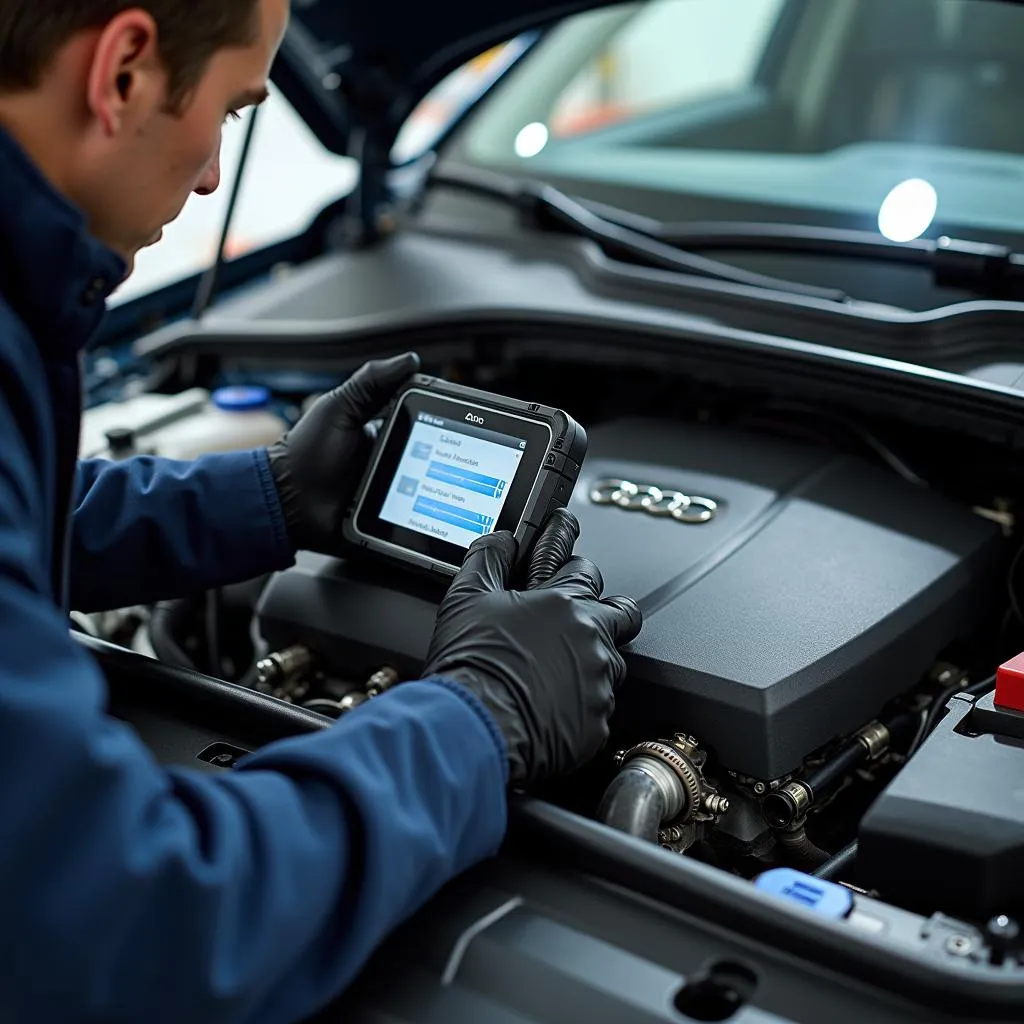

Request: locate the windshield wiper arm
(429, 167), (1024, 302)
(582, 203), (1024, 301)
(427, 168), (848, 304)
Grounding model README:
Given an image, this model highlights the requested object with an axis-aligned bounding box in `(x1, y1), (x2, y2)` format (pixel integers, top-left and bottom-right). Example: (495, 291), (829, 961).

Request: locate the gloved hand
(422, 531), (642, 786)
(267, 353), (420, 555)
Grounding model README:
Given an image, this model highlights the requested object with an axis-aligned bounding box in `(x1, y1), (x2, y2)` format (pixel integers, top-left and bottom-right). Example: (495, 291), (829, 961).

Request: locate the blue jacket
(0, 127), (507, 1023)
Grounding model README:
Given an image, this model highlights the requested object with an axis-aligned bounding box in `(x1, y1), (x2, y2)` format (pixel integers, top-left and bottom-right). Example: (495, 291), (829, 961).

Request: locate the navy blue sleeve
(70, 450), (295, 612)
(0, 404), (509, 1023)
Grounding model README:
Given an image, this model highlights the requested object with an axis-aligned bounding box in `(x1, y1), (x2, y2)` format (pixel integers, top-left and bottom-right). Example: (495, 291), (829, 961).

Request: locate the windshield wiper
(429, 167), (1024, 303)
(582, 201), (1024, 302)
(426, 168), (848, 304)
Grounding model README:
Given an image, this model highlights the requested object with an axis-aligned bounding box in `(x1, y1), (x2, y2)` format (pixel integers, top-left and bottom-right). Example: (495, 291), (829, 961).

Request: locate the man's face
(75, 0), (289, 272)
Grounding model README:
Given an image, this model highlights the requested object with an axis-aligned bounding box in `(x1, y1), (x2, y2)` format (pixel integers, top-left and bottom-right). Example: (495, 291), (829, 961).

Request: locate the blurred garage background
(114, 0), (784, 305)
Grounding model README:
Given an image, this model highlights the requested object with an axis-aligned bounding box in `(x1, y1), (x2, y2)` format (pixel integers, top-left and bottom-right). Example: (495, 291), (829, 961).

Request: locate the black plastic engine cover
(258, 418), (1001, 779)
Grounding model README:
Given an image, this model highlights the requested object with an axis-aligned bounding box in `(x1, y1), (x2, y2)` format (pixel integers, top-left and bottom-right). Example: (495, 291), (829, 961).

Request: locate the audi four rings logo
(465, 413), (485, 424)
(589, 478), (718, 523)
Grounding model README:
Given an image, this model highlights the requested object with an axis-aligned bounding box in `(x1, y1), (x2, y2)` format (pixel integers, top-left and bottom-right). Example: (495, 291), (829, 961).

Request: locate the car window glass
(111, 85), (358, 306)
(392, 37), (537, 164)
(549, 0), (785, 139)
(452, 0), (1024, 245)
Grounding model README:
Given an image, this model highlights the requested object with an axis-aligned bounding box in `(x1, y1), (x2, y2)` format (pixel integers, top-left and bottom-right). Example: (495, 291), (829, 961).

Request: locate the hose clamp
(856, 721), (890, 760)
(762, 780), (812, 830)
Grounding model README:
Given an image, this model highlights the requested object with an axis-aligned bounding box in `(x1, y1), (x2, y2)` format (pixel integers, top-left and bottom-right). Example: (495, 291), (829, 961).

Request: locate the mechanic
(0, 1), (642, 1022)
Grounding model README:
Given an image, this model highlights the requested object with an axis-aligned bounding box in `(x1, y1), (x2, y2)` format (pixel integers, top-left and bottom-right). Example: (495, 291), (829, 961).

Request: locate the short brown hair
(0, 1), (260, 107)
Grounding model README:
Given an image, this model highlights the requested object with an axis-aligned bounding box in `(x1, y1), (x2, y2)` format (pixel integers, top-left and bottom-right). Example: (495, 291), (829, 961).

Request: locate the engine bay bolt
(945, 935), (975, 958)
(703, 794), (730, 817)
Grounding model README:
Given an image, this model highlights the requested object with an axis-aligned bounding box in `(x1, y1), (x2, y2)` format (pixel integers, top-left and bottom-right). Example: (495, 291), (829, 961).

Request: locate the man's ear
(85, 9), (163, 135)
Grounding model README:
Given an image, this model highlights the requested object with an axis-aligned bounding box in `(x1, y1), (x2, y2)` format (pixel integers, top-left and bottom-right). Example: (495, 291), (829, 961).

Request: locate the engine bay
(253, 406), (1005, 866)
(79, 334), (1024, 936)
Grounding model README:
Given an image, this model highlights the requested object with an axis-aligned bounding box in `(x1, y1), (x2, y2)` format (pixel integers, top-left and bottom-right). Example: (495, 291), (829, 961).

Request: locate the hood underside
(278, 0), (622, 153)
(282, 0), (1024, 156)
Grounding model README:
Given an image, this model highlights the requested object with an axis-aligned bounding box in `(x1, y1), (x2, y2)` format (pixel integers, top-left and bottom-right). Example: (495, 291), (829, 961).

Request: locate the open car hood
(279, 0), (1024, 159)
(276, 0), (621, 156)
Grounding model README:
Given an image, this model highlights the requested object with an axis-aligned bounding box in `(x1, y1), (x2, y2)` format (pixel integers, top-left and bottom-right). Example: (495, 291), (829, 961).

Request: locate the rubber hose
(813, 840), (858, 881)
(149, 601), (196, 671)
(805, 710), (918, 800)
(526, 507), (581, 589)
(761, 710), (928, 830)
(597, 767), (666, 844)
(777, 825), (830, 869)
(803, 741), (866, 798)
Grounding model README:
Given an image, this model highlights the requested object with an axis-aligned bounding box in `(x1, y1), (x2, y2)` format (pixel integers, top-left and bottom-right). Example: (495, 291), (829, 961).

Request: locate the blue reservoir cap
(212, 385), (271, 412)
(755, 868), (853, 919)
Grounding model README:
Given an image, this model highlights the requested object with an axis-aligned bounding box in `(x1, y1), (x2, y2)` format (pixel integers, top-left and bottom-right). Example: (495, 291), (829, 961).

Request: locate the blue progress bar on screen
(426, 462), (506, 498)
(414, 497), (495, 534)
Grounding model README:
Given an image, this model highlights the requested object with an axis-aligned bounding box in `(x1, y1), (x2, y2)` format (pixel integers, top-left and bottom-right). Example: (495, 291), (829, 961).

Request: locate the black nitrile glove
(422, 532), (642, 786)
(267, 353), (420, 555)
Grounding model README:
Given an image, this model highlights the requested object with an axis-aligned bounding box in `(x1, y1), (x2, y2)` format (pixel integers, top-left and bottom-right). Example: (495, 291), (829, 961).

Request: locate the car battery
(859, 656), (1024, 921)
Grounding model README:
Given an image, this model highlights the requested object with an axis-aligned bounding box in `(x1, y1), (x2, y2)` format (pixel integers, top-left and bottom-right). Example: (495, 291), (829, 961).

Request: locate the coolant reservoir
(153, 386), (286, 460)
(82, 386), (286, 461)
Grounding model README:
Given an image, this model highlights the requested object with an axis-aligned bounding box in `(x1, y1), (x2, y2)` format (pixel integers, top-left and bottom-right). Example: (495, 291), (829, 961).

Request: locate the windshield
(445, 0), (1024, 247)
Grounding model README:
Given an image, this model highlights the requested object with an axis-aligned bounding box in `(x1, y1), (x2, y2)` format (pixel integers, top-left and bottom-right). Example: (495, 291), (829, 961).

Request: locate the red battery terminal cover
(995, 652), (1024, 712)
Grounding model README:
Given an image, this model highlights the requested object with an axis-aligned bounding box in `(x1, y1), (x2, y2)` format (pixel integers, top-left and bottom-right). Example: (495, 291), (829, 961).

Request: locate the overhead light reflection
(514, 122), (549, 158)
(877, 178), (938, 242)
